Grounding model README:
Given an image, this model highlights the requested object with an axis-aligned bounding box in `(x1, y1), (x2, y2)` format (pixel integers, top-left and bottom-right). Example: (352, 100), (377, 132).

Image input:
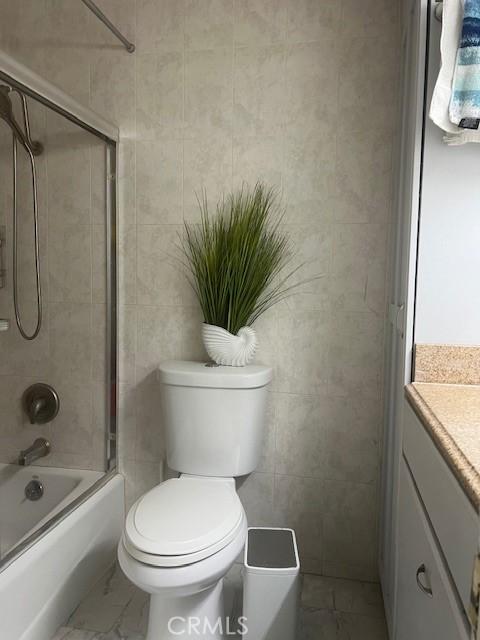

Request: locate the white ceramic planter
(202, 323), (257, 367)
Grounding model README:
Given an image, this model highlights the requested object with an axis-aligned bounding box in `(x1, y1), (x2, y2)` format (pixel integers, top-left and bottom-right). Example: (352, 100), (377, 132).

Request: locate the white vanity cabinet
(394, 401), (476, 640)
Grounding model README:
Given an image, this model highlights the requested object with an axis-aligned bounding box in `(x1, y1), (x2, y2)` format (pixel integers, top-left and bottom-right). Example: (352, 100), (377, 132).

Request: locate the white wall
(415, 14), (480, 346)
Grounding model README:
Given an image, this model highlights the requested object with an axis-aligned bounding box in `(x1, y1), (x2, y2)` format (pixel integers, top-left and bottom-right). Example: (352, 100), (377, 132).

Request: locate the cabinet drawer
(396, 459), (469, 640)
(403, 401), (478, 613)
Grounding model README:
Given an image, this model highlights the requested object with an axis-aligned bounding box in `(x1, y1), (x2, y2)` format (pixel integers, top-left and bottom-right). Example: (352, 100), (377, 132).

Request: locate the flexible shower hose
(11, 96), (42, 340)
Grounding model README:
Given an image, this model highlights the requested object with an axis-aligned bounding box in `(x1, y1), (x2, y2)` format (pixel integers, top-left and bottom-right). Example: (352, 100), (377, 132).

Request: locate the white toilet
(118, 360), (272, 640)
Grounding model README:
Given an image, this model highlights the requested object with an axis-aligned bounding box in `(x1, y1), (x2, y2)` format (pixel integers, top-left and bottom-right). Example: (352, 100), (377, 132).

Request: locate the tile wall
(0, 0), (399, 580)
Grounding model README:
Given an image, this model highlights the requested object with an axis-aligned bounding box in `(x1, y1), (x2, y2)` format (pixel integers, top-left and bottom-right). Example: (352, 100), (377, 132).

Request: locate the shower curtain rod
(80, 0), (135, 53)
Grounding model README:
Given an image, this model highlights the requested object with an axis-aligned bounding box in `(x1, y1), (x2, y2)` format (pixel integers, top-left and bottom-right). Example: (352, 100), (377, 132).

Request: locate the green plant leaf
(179, 182), (315, 334)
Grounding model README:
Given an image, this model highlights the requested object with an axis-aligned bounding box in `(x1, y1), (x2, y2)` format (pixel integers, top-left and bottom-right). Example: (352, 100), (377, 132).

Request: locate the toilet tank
(158, 361), (273, 477)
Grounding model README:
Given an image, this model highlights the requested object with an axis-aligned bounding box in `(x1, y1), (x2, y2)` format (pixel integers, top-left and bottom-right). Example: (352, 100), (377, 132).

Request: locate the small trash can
(242, 527), (300, 640)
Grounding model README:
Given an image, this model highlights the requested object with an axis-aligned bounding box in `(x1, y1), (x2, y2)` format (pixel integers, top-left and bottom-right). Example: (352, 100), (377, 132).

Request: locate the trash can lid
(245, 527), (299, 573)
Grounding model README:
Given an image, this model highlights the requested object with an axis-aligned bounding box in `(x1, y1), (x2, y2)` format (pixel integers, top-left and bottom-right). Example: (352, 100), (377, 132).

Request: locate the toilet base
(146, 579), (225, 640)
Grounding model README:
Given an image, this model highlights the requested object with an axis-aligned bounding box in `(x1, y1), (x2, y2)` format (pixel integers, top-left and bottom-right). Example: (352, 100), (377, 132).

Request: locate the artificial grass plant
(180, 182), (306, 336)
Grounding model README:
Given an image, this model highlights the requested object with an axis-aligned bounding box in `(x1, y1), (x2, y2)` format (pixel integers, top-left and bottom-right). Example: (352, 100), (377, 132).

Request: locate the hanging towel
(430, 0), (480, 144)
(449, 0), (480, 128)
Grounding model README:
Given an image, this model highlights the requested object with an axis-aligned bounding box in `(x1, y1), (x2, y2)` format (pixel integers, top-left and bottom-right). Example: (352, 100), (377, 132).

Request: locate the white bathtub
(0, 464), (124, 640)
(0, 464), (103, 557)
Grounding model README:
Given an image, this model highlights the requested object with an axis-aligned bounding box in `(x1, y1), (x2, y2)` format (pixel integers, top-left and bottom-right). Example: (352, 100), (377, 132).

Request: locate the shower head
(0, 85), (42, 155)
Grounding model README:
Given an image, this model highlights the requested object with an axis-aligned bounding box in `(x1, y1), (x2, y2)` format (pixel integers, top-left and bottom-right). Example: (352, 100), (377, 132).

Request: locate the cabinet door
(396, 460), (469, 640)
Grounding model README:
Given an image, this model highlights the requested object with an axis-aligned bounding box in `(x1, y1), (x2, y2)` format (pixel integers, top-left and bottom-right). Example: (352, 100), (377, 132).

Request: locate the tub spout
(18, 437), (50, 466)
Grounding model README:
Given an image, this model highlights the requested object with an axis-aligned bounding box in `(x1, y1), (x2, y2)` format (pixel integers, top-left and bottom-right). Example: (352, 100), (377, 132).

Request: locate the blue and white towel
(449, 0), (480, 129)
(430, 0), (480, 144)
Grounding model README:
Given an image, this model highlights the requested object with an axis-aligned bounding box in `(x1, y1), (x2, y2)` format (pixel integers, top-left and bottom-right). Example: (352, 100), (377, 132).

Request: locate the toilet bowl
(118, 361), (273, 640)
(119, 475), (247, 639)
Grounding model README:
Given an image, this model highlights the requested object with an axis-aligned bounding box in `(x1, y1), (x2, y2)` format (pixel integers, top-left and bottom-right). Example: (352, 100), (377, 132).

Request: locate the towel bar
(435, 1), (443, 22)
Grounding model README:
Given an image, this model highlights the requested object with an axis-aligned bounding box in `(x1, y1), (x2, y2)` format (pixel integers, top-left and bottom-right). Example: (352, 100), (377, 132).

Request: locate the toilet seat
(124, 476), (244, 567)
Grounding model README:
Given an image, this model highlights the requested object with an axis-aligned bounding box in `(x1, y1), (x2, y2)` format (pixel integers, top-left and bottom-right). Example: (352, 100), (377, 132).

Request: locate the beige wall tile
(136, 305), (205, 378)
(183, 134), (233, 222)
(322, 479), (378, 580)
(118, 383), (137, 462)
(92, 380), (107, 470)
(49, 378), (93, 459)
(134, 460), (161, 503)
(0, 316), (51, 378)
(90, 51), (136, 137)
(118, 140), (136, 227)
(42, 49), (91, 106)
(274, 474), (323, 573)
(119, 457), (136, 510)
(284, 42), (339, 138)
(136, 140), (183, 224)
(328, 311), (384, 399)
(136, 225), (194, 306)
(47, 142), (91, 227)
(256, 392), (276, 473)
(281, 223), (332, 312)
(237, 471), (275, 526)
(341, 0), (399, 39)
(48, 224), (92, 303)
(234, 0), (287, 46)
(136, 0), (184, 53)
(338, 36), (398, 133)
(0, 0), (47, 75)
(91, 304), (107, 383)
(335, 129), (394, 224)
(234, 45), (286, 137)
(185, 48), (233, 138)
(275, 308), (329, 395)
(118, 225), (137, 305)
(286, 0), (341, 43)
(283, 132), (336, 225)
(233, 135), (283, 190)
(135, 373), (165, 464)
(119, 305), (136, 384)
(136, 52), (184, 140)
(185, 0), (234, 50)
(49, 302), (92, 383)
(331, 223), (387, 314)
(275, 393), (325, 477)
(322, 396), (380, 485)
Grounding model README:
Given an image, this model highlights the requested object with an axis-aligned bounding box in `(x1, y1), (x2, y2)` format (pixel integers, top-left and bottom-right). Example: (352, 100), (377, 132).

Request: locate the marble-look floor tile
(51, 629), (97, 640)
(301, 574), (385, 618)
(299, 608), (388, 640)
(53, 564), (388, 640)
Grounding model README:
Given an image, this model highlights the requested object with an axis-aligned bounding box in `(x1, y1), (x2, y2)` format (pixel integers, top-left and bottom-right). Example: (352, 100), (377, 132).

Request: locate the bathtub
(0, 464), (124, 640)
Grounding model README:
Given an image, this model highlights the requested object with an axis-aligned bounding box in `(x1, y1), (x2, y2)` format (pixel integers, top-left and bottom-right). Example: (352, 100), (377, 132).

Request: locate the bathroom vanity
(395, 388), (478, 639)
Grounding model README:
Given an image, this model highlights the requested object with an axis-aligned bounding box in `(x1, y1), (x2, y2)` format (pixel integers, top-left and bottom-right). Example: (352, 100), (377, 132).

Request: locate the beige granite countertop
(405, 382), (480, 512)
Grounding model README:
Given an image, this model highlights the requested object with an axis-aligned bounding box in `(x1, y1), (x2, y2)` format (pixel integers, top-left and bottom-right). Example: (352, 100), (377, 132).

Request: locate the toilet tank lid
(158, 361), (273, 389)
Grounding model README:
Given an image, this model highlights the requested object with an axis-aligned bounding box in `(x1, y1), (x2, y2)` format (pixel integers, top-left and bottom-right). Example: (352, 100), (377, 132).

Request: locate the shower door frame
(0, 51), (119, 571)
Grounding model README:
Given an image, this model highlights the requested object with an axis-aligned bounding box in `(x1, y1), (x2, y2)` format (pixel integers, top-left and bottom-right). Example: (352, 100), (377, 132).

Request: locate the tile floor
(52, 563), (389, 639)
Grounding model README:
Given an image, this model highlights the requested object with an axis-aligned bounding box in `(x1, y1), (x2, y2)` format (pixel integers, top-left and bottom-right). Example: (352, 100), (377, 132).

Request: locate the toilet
(118, 360), (273, 640)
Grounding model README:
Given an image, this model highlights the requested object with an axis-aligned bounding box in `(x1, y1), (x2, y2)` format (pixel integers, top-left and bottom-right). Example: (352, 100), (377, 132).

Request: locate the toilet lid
(124, 477), (244, 561)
